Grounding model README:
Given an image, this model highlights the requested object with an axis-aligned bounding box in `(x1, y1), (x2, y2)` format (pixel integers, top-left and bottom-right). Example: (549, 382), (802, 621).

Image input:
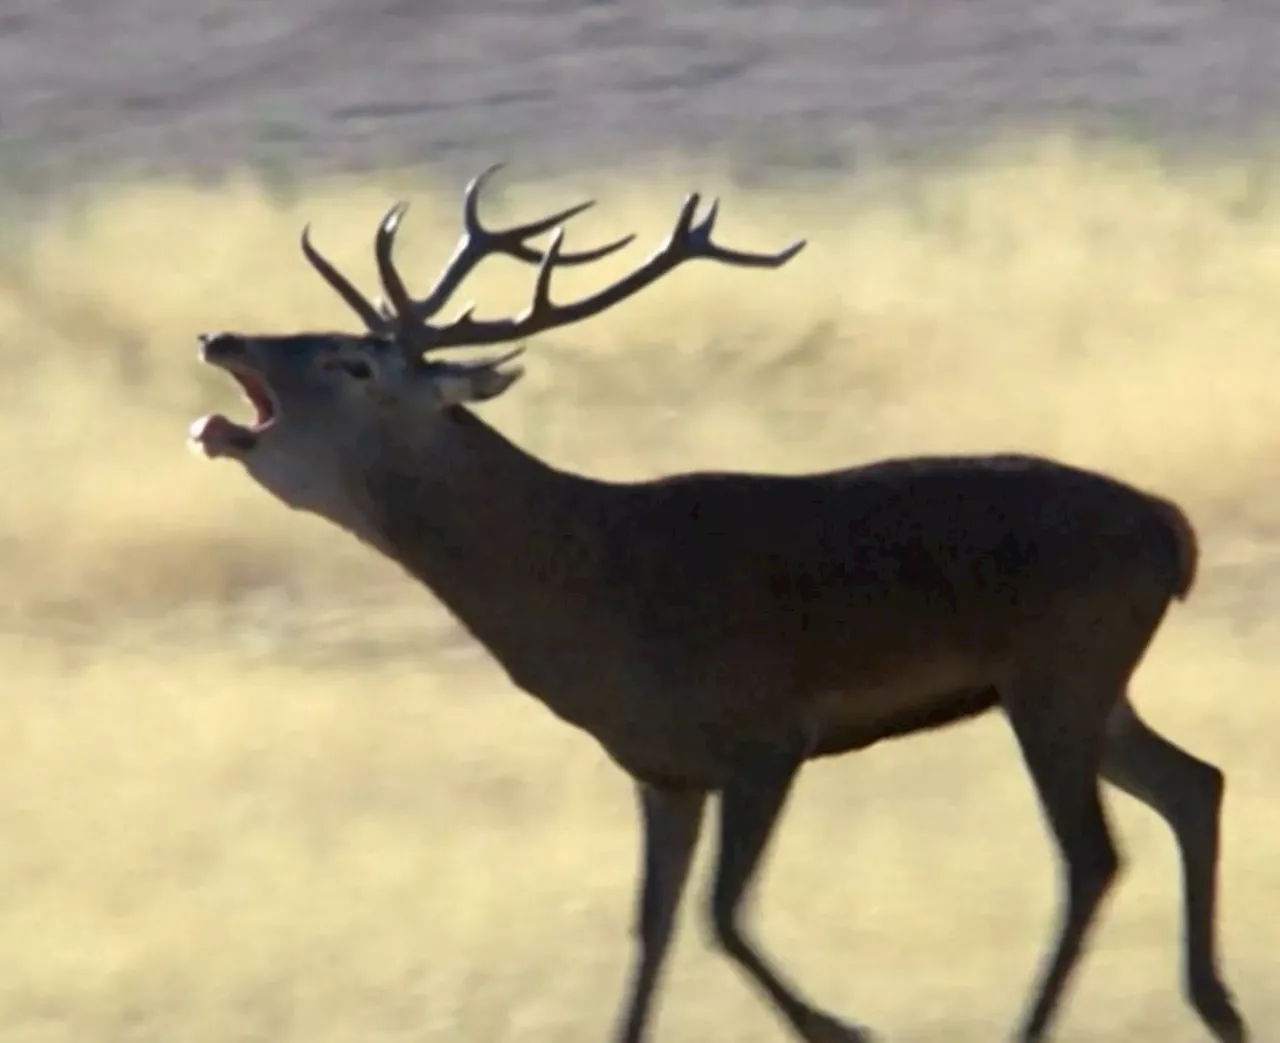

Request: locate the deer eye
(336, 358), (373, 380)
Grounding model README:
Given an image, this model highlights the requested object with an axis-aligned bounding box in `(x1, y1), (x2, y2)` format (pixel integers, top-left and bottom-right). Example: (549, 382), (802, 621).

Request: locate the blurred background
(0, 2), (1277, 1041)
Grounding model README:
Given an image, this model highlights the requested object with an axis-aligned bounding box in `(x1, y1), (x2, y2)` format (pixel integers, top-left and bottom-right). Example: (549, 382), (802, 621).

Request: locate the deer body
(191, 167), (1248, 1043)
(353, 408), (1185, 789)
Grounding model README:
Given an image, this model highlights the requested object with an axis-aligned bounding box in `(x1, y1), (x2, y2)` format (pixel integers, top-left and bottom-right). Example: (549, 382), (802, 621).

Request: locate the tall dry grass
(3, 135), (1280, 626)
(0, 136), (1277, 1041)
(0, 615), (1275, 1043)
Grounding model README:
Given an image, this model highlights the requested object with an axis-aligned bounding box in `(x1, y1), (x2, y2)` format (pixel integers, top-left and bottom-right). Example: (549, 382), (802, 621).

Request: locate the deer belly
(803, 659), (998, 754)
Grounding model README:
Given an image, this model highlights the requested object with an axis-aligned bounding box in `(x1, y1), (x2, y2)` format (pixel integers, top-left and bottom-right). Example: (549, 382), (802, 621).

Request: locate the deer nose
(198, 332), (245, 361)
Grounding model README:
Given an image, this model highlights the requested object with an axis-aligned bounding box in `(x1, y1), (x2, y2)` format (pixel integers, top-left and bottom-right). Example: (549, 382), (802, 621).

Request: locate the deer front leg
(613, 783), (706, 1043)
(709, 738), (874, 1043)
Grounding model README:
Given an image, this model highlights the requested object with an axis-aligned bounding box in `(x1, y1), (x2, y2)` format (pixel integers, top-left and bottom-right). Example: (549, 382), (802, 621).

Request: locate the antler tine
(470, 173), (631, 266)
(420, 193), (806, 350)
(373, 201), (418, 336)
(300, 223), (387, 333)
(527, 226), (567, 321)
(463, 163), (638, 266)
(404, 163), (636, 323)
(685, 196), (808, 268)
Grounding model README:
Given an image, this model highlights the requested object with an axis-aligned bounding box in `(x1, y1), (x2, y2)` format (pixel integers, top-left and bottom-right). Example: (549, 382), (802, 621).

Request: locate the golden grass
(0, 135), (1278, 1040)
(0, 617), (1276, 1042)
(3, 134), (1280, 620)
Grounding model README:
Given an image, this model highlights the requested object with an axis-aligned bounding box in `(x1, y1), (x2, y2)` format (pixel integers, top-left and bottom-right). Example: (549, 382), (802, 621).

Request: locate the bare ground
(1, 0), (1279, 189)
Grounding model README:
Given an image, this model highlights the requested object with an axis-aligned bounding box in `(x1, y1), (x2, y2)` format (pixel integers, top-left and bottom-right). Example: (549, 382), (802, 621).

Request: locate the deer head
(189, 164), (805, 523)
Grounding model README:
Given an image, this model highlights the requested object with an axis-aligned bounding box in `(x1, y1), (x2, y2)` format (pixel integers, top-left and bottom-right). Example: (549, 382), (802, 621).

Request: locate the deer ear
(463, 361), (525, 402)
(432, 353), (526, 406)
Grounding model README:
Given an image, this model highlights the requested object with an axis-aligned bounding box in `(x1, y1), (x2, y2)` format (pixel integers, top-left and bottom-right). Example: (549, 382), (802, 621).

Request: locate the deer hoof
(798, 1010), (875, 1043)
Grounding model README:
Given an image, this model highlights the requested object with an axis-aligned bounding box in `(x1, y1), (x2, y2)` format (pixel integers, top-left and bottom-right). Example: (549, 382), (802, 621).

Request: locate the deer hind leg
(1000, 672), (1124, 1043)
(707, 736), (872, 1043)
(1102, 698), (1249, 1043)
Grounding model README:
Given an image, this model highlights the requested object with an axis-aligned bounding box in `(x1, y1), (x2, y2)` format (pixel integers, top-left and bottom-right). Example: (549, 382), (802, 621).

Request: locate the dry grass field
(1, 138), (1279, 1041)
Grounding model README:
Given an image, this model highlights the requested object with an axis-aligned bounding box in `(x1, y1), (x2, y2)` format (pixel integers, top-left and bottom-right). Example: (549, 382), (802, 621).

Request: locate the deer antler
(301, 165), (807, 356)
(301, 163), (635, 340)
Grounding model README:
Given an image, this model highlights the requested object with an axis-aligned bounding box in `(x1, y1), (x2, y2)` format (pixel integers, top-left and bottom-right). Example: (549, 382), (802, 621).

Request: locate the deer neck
(350, 406), (613, 673)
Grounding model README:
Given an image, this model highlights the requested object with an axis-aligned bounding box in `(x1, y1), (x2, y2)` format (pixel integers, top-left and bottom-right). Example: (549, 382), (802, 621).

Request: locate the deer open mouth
(189, 363), (279, 459)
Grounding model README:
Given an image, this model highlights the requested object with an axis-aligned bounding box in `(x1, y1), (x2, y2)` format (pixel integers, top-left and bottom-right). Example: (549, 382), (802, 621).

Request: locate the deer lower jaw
(188, 413), (260, 458)
(190, 365), (280, 458)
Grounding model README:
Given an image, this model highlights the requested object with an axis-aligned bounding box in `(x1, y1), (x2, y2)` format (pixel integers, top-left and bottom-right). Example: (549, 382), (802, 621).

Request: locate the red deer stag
(189, 164), (1247, 1043)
